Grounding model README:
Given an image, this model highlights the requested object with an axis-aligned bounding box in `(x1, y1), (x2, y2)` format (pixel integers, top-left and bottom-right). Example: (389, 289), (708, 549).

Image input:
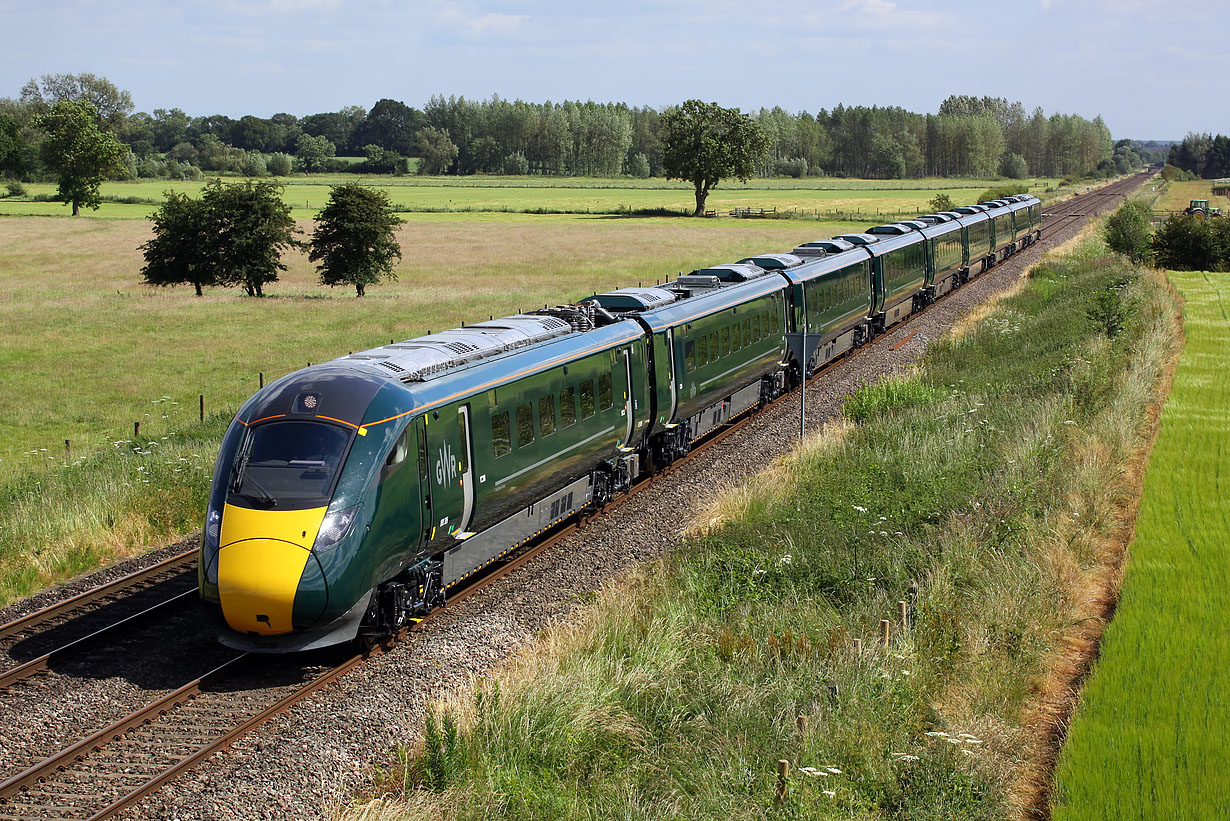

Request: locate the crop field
(0, 174), (1064, 221)
(1152, 179), (1230, 213)
(1051, 270), (1230, 820)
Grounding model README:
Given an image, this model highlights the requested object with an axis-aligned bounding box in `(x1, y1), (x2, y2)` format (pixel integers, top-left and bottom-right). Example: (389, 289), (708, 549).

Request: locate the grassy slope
(1153, 179), (1230, 213)
(1051, 270), (1230, 819)
(347, 238), (1177, 820)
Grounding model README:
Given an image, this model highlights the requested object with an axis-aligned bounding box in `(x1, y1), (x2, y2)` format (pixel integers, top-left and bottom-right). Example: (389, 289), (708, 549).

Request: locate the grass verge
(341, 235), (1178, 819)
(1050, 269), (1229, 820)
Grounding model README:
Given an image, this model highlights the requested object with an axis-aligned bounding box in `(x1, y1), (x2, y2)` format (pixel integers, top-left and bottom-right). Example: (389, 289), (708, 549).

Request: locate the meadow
(1051, 270), (1230, 820)
(347, 234), (1178, 820)
(0, 174), (1064, 221)
(1151, 178), (1230, 214)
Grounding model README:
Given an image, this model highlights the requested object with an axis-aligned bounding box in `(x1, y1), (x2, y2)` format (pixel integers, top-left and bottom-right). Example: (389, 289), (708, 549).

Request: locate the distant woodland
(0, 75), (1164, 183)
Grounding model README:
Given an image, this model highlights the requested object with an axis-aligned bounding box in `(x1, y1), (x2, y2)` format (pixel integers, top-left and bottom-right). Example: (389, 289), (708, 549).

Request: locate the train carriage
(979, 200), (1017, 261)
(778, 249), (873, 372)
(584, 267), (788, 457)
(951, 205), (994, 273)
(918, 213), (967, 298)
(838, 230), (928, 332)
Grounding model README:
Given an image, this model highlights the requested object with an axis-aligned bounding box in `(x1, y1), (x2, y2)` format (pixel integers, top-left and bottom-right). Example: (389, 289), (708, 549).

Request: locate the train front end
(198, 367), (419, 652)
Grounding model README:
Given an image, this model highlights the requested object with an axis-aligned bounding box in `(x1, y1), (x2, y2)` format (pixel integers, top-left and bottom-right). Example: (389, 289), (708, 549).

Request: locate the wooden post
(200, 394), (205, 422)
(898, 600), (909, 630)
(259, 372), (265, 389)
(852, 638), (862, 653)
(65, 439), (71, 459)
(134, 421), (140, 439)
(775, 759), (790, 808)
(796, 715), (808, 737)
(826, 681), (840, 706)
(880, 619), (891, 646)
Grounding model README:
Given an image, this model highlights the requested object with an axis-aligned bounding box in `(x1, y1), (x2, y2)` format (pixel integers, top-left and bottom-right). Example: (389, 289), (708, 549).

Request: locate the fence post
(898, 600), (909, 631)
(200, 394), (205, 422)
(259, 372), (265, 389)
(134, 421), (140, 440)
(880, 619), (891, 646)
(65, 439), (71, 459)
(775, 759), (791, 808)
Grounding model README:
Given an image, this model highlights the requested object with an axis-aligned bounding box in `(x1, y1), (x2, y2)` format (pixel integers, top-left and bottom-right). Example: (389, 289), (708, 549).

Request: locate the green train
(199, 195), (1041, 651)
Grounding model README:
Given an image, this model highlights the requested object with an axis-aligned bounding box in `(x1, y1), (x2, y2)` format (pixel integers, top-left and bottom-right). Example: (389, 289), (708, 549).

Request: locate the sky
(0, 0), (1222, 140)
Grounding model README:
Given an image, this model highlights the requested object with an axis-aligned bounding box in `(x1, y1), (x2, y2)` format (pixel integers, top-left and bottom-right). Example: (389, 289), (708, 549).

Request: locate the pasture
(1152, 178), (1230, 214)
(1052, 270), (1230, 820)
(0, 174), (1063, 221)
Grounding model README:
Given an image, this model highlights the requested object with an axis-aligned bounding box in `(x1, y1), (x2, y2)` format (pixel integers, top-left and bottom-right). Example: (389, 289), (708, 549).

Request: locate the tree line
(0, 74), (1151, 186)
(1166, 132), (1230, 179)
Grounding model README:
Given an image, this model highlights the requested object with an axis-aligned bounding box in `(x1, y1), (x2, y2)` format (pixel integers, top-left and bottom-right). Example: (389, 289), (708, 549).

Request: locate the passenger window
(539, 395), (556, 437)
(598, 372), (613, 410)
(742, 319), (750, 348)
(579, 380), (596, 419)
(709, 332), (718, 360)
(560, 386), (576, 428)
(697, 334), (708, 367)
(684, 340), (695, 373)
(492, 412), (511, 458)
(721, 327), (730, 357)
(752, 314), (760, 342)
(516, 403), (534, 448)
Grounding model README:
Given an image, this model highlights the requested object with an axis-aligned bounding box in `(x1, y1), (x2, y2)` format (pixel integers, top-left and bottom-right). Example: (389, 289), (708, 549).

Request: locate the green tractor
(1184, 199), (1223, 219)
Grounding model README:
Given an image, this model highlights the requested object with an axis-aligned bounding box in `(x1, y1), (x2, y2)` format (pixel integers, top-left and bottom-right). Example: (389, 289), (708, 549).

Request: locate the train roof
(867, 222), (924, 236)
(859, 230), (925, 257)
(832, 233), (879, 246)
(916, 213), (954, 224)
(919, 218), (963, 239)
(737, 253), (804, 269)
(692, 263), (774, 283)
(777, 247), (871, 284)
(588, 269), (786, 333)
(792, 239), (855, 256)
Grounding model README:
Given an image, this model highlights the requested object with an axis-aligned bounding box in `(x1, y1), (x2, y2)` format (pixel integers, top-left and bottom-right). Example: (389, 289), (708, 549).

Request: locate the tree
(416, 127), (459, 175)
(1151, 214), (1218, 271)
(203, 179), (301, 297)
(140, 192), (218, 296)
(309, 183), (404, 297)
(1000, 152), (1028, 179)
(21, 73), (133, 131)
(295, 133), (335, 173)
(267, 152), (292, 176)
(35, 100), (127, 215)
(352, 98), (422, 156)
(1103, 201), (1153, 265)
(929, 193), (954, 212)
(0, 112), (23, 177)
(661, 100), (768, 215)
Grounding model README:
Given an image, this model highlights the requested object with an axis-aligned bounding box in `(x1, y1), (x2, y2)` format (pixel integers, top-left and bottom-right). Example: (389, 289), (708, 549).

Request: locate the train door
(620, 349), (634, 447)
(423, 406), (469, 547)
(456, 404), (476, 535)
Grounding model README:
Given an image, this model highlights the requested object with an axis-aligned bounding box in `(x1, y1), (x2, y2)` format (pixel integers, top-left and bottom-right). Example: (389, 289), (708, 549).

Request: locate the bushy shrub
(1160, 164), (1196, 182)
(266, 152), (292, 176)
(626, 152), (650, 178)
(502, 151), (529, 175)
(238, 151), (267, 177)
(999, 152), (1028, 179)
(1103, 201), (1154, 265)
(5, 180), (27, 197)
(1152, 214), (1220, 270)
(774, 157), (808, 178)
(979, 183), (1028, 202)
(929, 193), (954, 212)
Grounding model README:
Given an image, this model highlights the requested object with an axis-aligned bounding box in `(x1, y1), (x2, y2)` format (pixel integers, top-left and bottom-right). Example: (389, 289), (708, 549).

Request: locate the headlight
(313, 505), (360, 553)
(203, 506), (221, 551)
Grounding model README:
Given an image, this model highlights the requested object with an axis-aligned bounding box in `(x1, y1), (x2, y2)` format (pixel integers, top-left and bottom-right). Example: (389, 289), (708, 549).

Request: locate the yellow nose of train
(216, 504), (328, 635)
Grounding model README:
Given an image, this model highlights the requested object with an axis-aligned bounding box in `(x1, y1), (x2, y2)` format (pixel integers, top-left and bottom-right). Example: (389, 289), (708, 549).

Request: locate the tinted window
(516, 403), (534, 447)
(539, 395), (556, 437)
(233, 421), (351, 507)
(697, 334), (708, 366)
(492, 412), (511, 458)
(598, 371), (613, 410)
(721, 326), (730, 357)
(752, 314), (760, 341)
(579, 380), (596, 419)
(684, 340), (695, 373)
(560, 386), (576, 428)
(742, 319), (750, 347)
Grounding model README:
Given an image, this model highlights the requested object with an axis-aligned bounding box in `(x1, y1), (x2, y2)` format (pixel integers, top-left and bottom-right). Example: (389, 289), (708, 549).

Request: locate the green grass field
(346, 236), (1178, 820)
(0, 175), (1064, 221)
(1051, 270), (1230, 820)
(1152, 179), (1230, 214)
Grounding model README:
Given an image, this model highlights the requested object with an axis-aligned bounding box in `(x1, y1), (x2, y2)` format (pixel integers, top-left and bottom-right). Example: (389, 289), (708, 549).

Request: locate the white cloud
(433, 2), (529, 35)
(269, 0), (344, 10)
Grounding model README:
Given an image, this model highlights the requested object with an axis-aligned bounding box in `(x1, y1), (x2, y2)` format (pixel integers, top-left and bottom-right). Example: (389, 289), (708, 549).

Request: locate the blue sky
(0, 0), (1221, 139)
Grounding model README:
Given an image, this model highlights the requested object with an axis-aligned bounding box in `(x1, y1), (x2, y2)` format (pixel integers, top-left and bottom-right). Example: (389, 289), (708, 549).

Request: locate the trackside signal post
(785, 331), (823, 441)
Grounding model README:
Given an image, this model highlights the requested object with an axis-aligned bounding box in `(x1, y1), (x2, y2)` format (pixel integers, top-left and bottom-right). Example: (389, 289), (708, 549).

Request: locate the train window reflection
(232, 421), (351, 506)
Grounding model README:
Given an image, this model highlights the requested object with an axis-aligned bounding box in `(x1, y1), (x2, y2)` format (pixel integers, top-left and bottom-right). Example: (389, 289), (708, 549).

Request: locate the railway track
(0, 173), (1143, 821)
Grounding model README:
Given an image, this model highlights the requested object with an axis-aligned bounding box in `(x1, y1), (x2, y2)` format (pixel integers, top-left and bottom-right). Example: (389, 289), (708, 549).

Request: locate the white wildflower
(853, 505), (868, 513)
(823, 790), (836, 797)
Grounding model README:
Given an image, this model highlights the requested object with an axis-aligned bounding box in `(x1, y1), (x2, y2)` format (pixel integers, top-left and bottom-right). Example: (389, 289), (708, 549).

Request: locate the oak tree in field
(661, 100), (768, 216)
(204, 179), (302, 297)
(140, 191), (218, 296)
(21, 73), (134, 130)
(309, 183), (404, 297)
(35, 100), (127, 215)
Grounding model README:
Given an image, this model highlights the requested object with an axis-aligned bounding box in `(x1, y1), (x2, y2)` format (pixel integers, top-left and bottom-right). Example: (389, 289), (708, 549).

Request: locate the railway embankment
(347, 232), (1179, 819)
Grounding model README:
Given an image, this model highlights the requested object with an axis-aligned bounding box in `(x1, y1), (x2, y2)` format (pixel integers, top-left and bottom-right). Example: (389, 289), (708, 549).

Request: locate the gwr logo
(435, 442), (458, 485)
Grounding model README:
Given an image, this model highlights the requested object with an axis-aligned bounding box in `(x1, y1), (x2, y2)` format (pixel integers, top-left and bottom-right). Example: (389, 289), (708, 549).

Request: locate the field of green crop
(0, 174), (1064, 221)
(345, 236), (1178, 820)
(1051, 270), (1230, 820)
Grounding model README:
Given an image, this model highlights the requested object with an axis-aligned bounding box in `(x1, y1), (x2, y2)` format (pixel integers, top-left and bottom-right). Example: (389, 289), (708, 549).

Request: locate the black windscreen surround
(231, 421), (353, 508)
